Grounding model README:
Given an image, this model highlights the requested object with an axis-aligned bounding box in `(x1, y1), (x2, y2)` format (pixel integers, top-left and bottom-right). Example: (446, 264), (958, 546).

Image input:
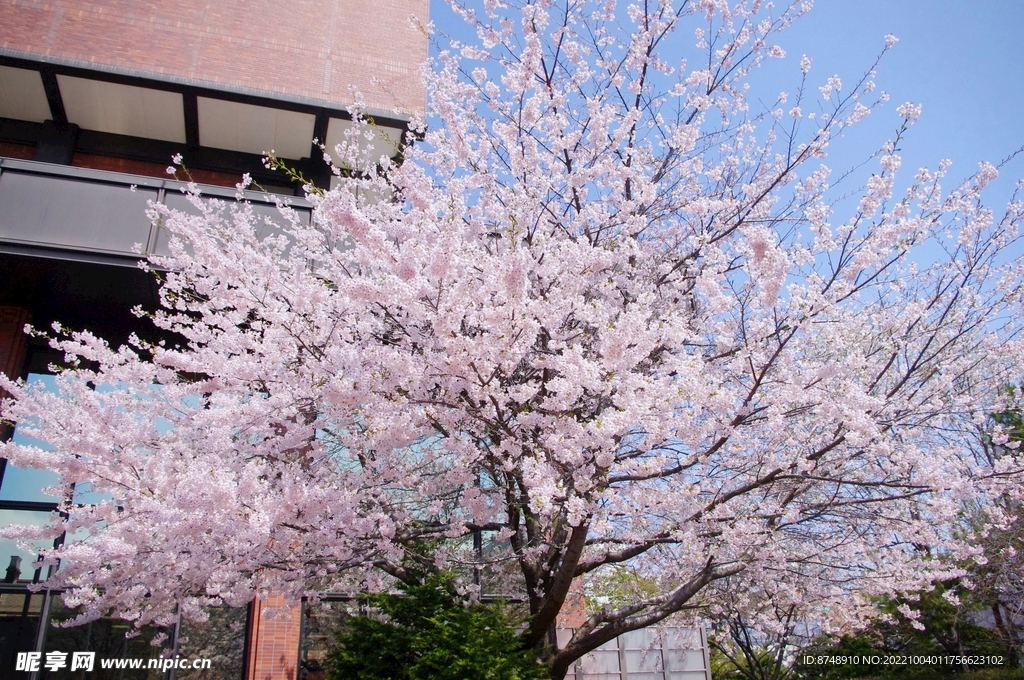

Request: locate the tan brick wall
(0, 0), (428, 116)
(247, 596), (302, 680)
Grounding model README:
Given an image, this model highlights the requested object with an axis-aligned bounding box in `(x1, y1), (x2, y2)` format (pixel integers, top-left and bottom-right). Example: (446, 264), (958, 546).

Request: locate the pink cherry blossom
(1, 1), (1022, 677)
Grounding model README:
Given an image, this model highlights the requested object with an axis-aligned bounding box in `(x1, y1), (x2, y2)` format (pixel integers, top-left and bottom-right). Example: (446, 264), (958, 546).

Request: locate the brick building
(0, 2), (426, 678)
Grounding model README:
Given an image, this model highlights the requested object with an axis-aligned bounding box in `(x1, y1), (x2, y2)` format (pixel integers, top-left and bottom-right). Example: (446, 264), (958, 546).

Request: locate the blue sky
(430, 0), (1024, 205)
(764, 0), (1024, 202)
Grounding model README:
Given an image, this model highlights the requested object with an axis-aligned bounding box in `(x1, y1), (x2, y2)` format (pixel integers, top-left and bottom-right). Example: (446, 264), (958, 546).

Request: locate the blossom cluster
(1, 0), (1022, 673)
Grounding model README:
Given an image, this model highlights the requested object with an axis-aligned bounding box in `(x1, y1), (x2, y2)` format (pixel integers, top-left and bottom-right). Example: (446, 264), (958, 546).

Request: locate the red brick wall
(0, 306), (31, 385)
(0, 306), (32, 440)
(247, 596), (302, 680)
(557, 579), (589, 629)
(71, 152), (240, 187)
(0, 141), (35, 160)
(0, 0), (428, 116)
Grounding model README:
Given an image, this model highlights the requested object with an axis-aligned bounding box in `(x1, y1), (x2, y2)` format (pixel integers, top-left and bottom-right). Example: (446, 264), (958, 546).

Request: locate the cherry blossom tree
(2, 0), (1023, 676)
(961, 390), (1024, 665)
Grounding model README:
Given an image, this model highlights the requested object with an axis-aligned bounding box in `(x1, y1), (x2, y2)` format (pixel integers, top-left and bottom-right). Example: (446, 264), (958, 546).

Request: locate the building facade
(0, 2), (425, 678)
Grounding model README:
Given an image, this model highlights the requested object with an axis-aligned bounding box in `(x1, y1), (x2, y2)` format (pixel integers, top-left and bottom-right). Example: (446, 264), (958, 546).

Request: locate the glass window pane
(300, 599), (355, 680)
(2, 374), (60, 503)
(581, 649), (620, 673)
(0, 464), (60, 503)
(0, 591), (43, 679)
(0, 509), (54, 579)
(70, 482), (110, 507)
(2, 372), (113, 506)
(625, 649), (664, 673)
(175, 606), (247, 679)
(45, 596), (171, 680)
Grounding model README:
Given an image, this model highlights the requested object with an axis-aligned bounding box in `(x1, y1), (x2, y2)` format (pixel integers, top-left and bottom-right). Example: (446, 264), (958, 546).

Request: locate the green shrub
(328, 571), (547, 680)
